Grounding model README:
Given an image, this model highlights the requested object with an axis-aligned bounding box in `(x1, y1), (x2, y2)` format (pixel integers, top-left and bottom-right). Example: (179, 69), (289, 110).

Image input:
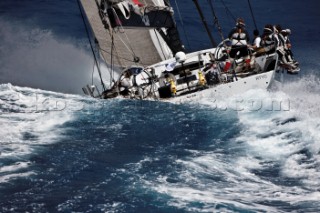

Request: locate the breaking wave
(1, 73), (320, 212)
(0, 83), (87, 183)
(121, 75), (320, 212)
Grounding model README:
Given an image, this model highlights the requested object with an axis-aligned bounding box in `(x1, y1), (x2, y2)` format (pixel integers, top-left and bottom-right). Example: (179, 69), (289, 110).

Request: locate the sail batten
(79, 0), (172, 68)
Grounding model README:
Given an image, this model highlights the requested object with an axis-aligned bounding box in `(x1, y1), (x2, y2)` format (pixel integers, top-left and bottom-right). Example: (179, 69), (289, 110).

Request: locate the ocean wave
(0, 83), (88, 183)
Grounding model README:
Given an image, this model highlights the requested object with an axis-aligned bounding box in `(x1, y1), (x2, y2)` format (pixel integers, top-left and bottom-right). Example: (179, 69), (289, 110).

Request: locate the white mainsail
(79, 0), (178, 68)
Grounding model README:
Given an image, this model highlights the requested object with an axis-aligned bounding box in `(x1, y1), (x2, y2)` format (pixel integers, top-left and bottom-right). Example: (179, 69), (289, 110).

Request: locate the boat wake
(1, 74), (319, 212)
(125, 75), (320, 212)
(0, 83), (88, 183)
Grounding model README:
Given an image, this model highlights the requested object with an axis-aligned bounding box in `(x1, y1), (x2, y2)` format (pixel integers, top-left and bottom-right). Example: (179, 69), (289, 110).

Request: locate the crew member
(251, 29), (261, 51)
(260, 24), (277, 54)
(228, 18), (250, 58)
(280, 29), (299, 66)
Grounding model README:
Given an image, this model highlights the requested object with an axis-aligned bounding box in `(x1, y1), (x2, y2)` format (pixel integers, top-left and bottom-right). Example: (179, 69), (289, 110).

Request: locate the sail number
(256, 74), (267, 80)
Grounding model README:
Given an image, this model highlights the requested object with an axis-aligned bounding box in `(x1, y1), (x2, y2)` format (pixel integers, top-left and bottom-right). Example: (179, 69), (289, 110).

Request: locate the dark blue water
(1, 1), (320, 212)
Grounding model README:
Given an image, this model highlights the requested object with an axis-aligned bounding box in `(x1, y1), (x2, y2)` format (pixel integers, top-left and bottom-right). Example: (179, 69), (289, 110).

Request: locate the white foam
(155, 185), (281, 212)
(0, 161), (34, 183)
(146, 75), (320, 211)
(232, 76), (320, 199)
(0, 161), (31, 173)
(279, 74), (320, 117)
(0, 171), (36, 183)
(0, 84), (88, 182)
(146, 148), (319, 212)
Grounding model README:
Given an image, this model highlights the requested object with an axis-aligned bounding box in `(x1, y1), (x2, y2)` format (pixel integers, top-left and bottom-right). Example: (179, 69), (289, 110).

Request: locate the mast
(192, 0), (217, 47)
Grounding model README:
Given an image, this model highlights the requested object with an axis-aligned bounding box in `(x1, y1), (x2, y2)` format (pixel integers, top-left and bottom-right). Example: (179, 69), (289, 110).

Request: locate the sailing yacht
(78, 0), (286, 103)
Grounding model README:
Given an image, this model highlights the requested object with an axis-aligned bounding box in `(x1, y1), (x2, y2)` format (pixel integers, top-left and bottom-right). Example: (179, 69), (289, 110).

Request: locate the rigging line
(192, 0), (217, 47)
(111, 8), (139, 61)
(99, 47), (115, 87)
(100, 6), (126, 69)
(109, 31), (125, 68)
(247, 0), (258, 30)
(114, 31), (140, 64)
(174, 0), (191, 50)
(208, 0), (225, 41)
(91, 60), (95, 85)
(100, 47), (141, 63)
(220, 0), (236, 22)
(77, 0), (106, 91)
(100, 40), (147, 66)
(110, 32), (114, 86)
(154, 29), (167, 60)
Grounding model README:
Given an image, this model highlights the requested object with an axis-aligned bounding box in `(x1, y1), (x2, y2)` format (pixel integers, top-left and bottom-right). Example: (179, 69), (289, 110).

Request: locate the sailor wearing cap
(260, 24), (277, 54)
(228, 18), (250, 58)
(280, 28), (299, 67)
(280, 29), (292, 49)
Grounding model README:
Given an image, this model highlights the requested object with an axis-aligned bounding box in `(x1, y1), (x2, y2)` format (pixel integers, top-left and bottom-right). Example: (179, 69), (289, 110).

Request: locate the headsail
(79, 0), (184, 68)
